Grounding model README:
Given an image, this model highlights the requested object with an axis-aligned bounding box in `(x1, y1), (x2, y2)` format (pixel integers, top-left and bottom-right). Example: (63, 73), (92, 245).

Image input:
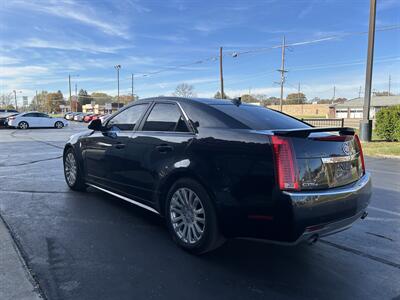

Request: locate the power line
(126, 24), (400, 80)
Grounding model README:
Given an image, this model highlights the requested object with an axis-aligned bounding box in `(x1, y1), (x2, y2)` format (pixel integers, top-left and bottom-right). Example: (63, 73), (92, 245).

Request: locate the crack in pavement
(10, 130), (65, 149)
(0, 156), (62, 167)
(320, 240), (400, 270)
(1, 129), (64, 167)
(365, 231), (395, 242)
(0, 189), (70, 194)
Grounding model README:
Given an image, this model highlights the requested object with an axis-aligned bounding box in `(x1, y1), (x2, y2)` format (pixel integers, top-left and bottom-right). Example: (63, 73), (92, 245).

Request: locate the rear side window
(142, 103), (189, 132)
(211, 104), (310, 130)
(107, 104), (147, 131)
(23, 113), (36, 117)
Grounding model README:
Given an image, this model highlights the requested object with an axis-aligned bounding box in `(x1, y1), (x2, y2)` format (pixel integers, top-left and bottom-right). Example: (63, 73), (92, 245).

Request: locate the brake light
(313, 135), (348, 141)
(271, 135), (300, 191)
(354, 134), (365, 174)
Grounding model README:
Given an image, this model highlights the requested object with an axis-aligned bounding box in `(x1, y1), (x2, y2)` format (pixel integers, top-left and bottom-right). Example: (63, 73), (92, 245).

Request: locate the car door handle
(114, 142), (125, 149)
(156, 144), (173, 153)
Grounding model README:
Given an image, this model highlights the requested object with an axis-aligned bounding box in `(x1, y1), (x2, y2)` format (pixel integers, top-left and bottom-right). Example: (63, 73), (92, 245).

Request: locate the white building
(332, 96), (400, 119)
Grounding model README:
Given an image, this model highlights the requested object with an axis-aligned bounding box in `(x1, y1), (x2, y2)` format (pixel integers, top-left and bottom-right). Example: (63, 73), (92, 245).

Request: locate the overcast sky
(0, 0), (399, 104)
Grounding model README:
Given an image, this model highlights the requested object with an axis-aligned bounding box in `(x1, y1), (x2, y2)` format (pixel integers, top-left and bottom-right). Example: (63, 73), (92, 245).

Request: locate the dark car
(63, 97), (371, 254)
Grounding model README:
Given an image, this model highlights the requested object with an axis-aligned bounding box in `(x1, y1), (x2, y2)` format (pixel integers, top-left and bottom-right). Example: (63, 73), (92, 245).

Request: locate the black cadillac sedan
(63, 97), (371, 254)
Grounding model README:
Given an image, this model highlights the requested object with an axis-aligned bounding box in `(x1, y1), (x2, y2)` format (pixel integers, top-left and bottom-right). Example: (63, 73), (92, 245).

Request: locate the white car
(8, 112), (68, 129)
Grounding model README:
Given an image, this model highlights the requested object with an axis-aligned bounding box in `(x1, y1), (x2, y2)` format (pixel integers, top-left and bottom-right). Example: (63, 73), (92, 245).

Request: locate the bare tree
(173, 83), (196, 98)
(0, 94), (13, 108)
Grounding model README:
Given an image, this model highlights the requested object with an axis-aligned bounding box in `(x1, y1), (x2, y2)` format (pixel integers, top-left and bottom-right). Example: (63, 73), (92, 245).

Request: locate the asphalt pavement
(0, 123), (399, 300)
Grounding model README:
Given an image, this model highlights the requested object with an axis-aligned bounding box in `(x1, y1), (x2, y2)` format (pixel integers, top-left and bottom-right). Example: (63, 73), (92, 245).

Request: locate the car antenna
(231, 97), (241, 106)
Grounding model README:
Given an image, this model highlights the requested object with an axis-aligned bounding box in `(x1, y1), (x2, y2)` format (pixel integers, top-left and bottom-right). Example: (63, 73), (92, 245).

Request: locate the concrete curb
(0, 215), (43, 300)
(365, 154), (400, 160)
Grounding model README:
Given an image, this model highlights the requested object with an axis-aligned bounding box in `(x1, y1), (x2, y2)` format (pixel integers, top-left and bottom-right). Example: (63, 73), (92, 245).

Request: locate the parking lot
(0, 123), (399, 300)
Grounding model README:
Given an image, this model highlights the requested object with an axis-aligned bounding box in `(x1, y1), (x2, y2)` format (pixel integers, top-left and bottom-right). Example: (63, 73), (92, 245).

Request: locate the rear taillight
(271, 135), (300, 191)
(354, 134), (365, 174)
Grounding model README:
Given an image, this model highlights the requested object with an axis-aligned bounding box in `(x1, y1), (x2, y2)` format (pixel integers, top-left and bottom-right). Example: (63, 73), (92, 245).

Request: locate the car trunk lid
(270, 128), (365, 191)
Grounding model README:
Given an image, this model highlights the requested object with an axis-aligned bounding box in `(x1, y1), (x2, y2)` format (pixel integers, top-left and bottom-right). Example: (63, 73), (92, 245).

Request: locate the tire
(18, 121), (29, 130)
(165, 178), (224, 254)
(63, 148), (86, 191)
(55, 121), (64, 129)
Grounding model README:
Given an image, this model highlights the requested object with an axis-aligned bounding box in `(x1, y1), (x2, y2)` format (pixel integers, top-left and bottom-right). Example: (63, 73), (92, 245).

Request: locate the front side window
(142, 103), (189, 132)
(107, 104), (147, 131)
(23, 113), (36, 117)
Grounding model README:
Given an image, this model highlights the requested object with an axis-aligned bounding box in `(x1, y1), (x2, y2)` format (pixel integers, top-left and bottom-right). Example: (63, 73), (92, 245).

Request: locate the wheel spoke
(194, 208), (204, 215)
(195, 216), (205, 224)
(171, 215), (183, 223)
(182, 225), (188, 241)
(194, 220), (203, 231)
(187, 225), (193, 242)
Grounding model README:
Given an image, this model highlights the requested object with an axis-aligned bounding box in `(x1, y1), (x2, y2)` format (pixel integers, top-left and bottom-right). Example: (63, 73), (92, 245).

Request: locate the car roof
(132, 96), (240, 107)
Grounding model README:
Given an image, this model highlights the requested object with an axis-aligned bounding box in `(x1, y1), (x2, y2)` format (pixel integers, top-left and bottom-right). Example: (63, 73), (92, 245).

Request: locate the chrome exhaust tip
(361, 211), (368, 220)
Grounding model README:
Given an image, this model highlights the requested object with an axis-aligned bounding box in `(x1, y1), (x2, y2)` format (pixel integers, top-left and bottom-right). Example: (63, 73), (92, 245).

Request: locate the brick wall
(266, 104), (331, 117)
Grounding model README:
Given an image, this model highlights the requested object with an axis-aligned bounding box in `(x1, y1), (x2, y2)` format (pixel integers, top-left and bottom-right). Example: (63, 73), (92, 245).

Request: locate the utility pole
(74, 83), (77, 112)
(35, 90), (38, 111)
(297, 82), (301, 104)
(278, 36), (287, 111)
(332, 85), (336, 104)
(132, 73), (135, 101)
(388, 74), (391, 96)
(358, 86), (362, 98)
(13, 90), (17, 110)
(219, 47), (224, 99)
(114, 65), (121, 109)
(68, 74), (72, 113)
(360, 0), (376, 142)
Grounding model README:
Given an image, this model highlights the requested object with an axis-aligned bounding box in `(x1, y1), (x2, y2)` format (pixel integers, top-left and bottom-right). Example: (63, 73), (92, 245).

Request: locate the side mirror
(88, 119), (103, 131)
(190, 120), (199, 128)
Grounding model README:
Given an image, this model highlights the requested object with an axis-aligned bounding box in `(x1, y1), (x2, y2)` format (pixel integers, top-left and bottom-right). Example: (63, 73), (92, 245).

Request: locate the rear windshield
(211, 104), (310, 130)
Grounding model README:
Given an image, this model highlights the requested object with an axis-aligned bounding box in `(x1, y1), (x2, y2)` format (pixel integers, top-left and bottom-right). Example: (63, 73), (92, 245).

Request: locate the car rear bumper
(284, 172), (371, 243)
(222, 172), (371, 243)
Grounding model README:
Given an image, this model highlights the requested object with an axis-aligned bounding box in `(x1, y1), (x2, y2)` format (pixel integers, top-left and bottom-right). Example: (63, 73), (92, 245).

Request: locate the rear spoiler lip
(272, 127), (355, 138)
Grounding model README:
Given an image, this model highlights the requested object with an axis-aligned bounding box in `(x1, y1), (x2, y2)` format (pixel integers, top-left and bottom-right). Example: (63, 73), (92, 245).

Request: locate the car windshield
(211, 104), (310, 130)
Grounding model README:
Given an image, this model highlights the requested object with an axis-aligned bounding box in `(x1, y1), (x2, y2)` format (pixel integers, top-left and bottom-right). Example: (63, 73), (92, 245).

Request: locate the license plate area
(322, 155), (361, 188)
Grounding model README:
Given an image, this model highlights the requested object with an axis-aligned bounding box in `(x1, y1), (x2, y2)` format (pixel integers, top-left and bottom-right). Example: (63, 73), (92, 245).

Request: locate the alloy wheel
(170, 187), (206, 244)
(64, 152), (77, 186)
(56, 121), (63, 128)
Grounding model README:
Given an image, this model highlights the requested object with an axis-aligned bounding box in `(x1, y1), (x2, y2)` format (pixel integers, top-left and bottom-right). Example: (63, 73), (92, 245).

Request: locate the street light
(68, 74), (79, 112)
(13, 90), (22, 110)
(114, 65), (121, 109)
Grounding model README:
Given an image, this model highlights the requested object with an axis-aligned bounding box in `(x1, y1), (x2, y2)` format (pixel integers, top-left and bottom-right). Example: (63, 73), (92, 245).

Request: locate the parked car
(0, 111), (19, 127)
(0, 109), (19, 119)
(8, 112), (68, 129)
(72, 113), (82, 121)
(74, 113), (90, 122)
(63, 97), (371, 254)
(83, 114), (98, 123)
(65, 112), (80, 120)
(64, 112), (75, 119)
